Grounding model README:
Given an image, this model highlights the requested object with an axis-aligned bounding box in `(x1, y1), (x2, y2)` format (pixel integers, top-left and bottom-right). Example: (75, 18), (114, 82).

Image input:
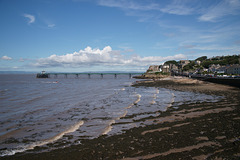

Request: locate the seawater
(0, 74), (222, 156)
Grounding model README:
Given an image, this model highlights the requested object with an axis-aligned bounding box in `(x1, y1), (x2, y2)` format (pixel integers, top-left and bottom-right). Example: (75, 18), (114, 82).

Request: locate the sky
(0, 0), (240, 72)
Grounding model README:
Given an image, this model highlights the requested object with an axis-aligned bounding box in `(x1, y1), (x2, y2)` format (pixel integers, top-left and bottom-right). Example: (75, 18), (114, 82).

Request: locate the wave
(101, 120), (115, 135)
(116, 110), (128, 120)
(21, 96), (44, 105)
(0, 127), (28, 141)
(150, 88), (159, 105)
(101, 94), (141, 135)
(41, 81), (59, 84)
(125, 94), (141, 109)
(166, 92), (175, 109)
(134, 94), (141, 104)
(0, 121), (84, 157)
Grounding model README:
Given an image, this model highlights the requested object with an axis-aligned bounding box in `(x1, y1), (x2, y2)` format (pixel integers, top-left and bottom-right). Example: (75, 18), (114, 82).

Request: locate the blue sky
(0, 0), (240, 72)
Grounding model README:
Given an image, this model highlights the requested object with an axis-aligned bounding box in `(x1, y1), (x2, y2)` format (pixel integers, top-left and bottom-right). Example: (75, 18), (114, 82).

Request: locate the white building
(225, 64), (240, 74)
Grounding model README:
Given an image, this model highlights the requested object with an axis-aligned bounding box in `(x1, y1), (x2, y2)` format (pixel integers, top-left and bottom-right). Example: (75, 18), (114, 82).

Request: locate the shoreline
(2, 77), (240, 160)
(133, 76), (239, 94)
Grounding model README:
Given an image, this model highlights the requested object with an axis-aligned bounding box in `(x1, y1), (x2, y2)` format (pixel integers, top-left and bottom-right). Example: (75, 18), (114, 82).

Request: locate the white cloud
(98, 0), (198, 17)
(160, 0), (194, 15)
(98, 0), (240, 23)
(23, 14), (35, 24)
(98, 0), (159, 11)
(1, 56), (12, 60)
(47, 24), (55, 28)
(33, 46), (186, 68)
(19, 58), (25, 62)
(199, 0), (240, 22)
(192, 45), (240, 51)
(13, 66), (19, 69)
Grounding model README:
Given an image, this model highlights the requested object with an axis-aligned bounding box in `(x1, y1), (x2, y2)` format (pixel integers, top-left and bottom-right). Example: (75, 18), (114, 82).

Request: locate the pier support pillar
(129, 74), (132, 79)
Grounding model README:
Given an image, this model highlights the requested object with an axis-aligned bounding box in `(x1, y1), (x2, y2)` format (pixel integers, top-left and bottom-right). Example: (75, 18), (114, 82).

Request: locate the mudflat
(2, 77), (240, 160)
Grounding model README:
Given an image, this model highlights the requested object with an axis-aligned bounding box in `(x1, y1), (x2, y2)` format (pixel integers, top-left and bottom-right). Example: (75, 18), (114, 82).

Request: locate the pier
(36, 72), (144, 79)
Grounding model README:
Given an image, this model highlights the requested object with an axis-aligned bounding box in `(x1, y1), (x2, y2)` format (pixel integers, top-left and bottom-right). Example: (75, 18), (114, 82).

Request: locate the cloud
(163, 33), (176, 38)
(98, 0), (159, 11)
(13, 66), (19, 69)
(98, 0), (240, 23)
(98, 0), (198, 18)
(192, 45), (240, 51)
(23, 14), (35, 24)
(1, 56), (12, 60)
(19, 58), (26, 62)
(160, 0), (195, 15)
(179, 44), (197, 49)
(47, 24), (55, 28)
(199, 0), (240, 22)
(98, 0), (194, 15)
(33, 46), (186, 68)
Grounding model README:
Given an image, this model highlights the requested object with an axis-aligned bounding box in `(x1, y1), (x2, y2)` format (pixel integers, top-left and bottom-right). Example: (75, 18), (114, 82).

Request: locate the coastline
(2, 77), (240, 160)
(133, 76), (238, 93)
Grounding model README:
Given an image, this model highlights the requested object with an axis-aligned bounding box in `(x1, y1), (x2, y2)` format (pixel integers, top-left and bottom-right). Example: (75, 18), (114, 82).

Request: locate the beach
(1, 76), (240, 160)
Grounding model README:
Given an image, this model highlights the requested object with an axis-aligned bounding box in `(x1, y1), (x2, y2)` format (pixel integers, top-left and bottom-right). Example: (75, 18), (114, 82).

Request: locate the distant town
(147, 54), (240, 77)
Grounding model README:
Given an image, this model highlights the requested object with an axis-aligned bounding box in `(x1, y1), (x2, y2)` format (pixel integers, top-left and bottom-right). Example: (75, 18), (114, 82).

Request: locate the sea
(0, 74), (222, 156)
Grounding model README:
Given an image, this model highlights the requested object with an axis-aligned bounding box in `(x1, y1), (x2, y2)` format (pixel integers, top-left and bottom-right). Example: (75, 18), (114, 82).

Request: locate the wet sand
(2, 77), (240, 160)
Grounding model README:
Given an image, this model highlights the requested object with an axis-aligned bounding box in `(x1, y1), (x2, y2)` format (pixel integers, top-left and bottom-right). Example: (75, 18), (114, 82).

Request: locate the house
(225, 64), (240, 74)
(179, 60), (190, 69)
(216, 66), (226, 74)
(147, 65), (161, 73)
(161, 63), (178, 73)
(195, 60), (201, 66)
(161, 64), (170, 73)
(203, 68), (208, 72)
(208, 64), (221, 73)
(170, 64), (178, 72)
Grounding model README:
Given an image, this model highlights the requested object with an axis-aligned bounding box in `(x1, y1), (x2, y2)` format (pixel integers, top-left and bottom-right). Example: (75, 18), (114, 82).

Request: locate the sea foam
(0, 121), (84, 157)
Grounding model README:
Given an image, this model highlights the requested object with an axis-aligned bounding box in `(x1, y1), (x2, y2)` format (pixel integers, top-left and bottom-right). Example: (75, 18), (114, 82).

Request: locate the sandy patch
(147, 107), (234, 125)
(134, 76), (237, 93)
(196, 136), (209, 141)
(192, 155), (209, 160)
(141, 127), (170, 135)
(142, 122), (191, 135)
(122, 141), (220, 160)
(233, 117), (240, 120)
(215, 136), (226, 140)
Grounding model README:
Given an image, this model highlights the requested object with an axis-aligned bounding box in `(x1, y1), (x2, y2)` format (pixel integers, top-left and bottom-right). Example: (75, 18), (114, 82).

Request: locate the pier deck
(37, 72), (144, 79)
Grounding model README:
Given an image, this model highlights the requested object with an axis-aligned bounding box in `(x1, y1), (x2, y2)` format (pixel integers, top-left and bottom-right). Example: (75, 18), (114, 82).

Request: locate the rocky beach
(2, 76), (240, 160)
(1, 0), (240, 159)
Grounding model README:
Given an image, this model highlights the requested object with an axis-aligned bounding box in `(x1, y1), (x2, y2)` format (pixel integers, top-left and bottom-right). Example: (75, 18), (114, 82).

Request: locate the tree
(201, 60), (212, 68)
(183, 61), (195, 71)
(164, 60), (178, 66)
(195, 56), (207, 62)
